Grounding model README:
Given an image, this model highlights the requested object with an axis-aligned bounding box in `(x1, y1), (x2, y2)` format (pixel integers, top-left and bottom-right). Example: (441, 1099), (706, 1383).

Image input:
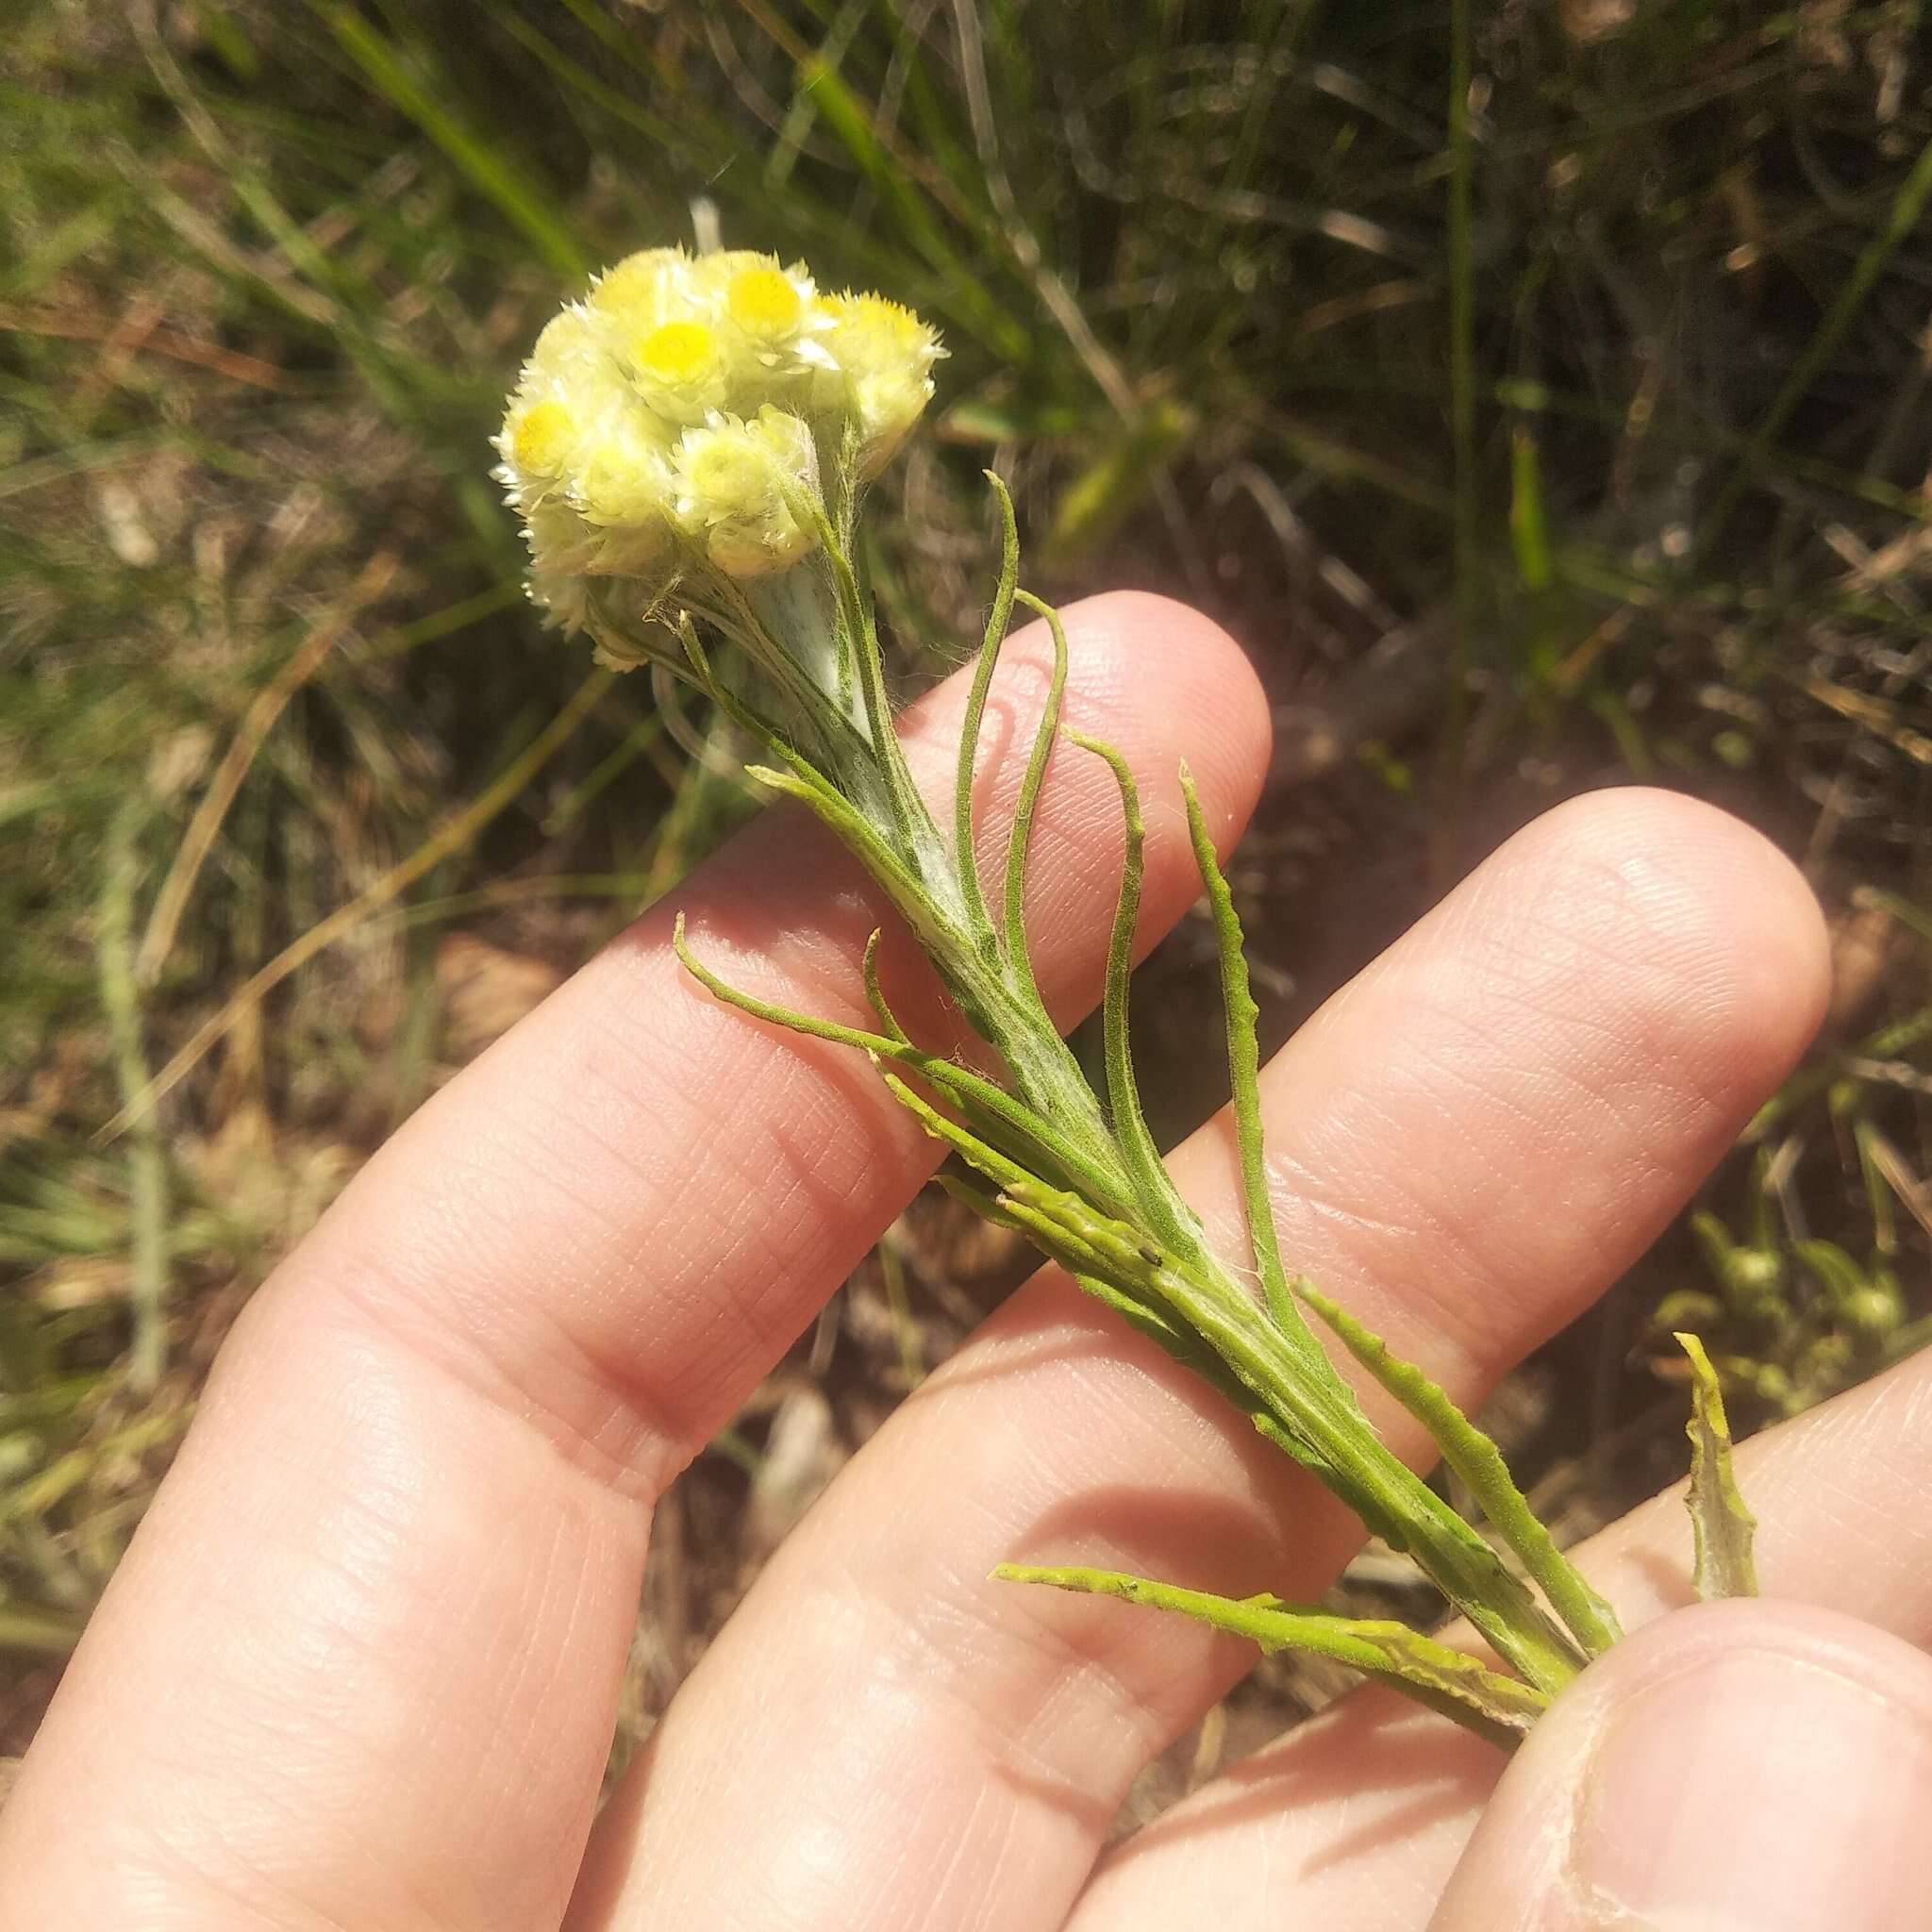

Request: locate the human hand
(4, 593), (1919, 1932)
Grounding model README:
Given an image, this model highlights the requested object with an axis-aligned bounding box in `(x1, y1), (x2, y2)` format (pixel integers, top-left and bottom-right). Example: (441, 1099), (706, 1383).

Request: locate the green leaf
(996, 1564), (1545, 1751)
(1003, 590), (1069, 1004)
(1794, 1238), (1867, 1312)
(675, 922), (1129, 1217)
(1678, 1331), (1759, 1600)
(1296, 1279), (1623, 1659)
(953, 475), (1021, 951)
(1178, 767), (1324, 1374)
(1066, 731), (1204, 1264)
(934, 1175), (1257, 1410)
(859, 930), (910, 1045)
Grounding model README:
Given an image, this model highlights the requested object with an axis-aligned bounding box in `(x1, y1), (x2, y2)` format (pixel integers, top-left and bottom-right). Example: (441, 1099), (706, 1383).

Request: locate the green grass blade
(319, 5), (590, 280)
(1443, 0), (1477, 787)
(1699, 128), (1932, 557)
(96, 800), (168, 1394)
(795, 56), (1026, 360)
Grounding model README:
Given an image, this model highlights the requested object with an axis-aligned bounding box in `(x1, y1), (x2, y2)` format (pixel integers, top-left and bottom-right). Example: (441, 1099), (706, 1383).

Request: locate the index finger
(0, 594), (1270, 1932)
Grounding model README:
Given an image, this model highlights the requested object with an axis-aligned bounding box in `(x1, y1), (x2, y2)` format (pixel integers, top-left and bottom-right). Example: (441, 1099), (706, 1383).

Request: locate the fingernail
(1573, 1644), (1932, 1930)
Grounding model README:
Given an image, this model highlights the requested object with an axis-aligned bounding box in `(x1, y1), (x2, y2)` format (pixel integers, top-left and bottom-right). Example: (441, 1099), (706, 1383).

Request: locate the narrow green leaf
(675, 914), (907, 1061)
(97, 798), (168, 1393)
(1699, 127), (1932, 556)
(1002, 590), (1069, 1000)
(1794, 1238), (1867, 1311)
(0, 1604), (84, 1657)
(935, 1175), (1218, 1387)
(1507, 426), (1554, 594)
(859, 930), (910, 1044)
(1297, 1279), (1623, 1658)
(953, 475), (1021, 950)
(1678, 1332), (1758, 1600)
(678, 924), (1126, 1215)
(1067, 731), (1202, 1261)
(997, 1564), (1545, 1750)
(929, 1175), (1353, 1502)
(1178, 766), (1324, 1372)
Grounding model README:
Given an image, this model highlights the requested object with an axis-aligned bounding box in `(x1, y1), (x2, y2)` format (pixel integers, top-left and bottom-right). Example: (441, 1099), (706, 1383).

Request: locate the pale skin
(5, 593), (1929, 1929)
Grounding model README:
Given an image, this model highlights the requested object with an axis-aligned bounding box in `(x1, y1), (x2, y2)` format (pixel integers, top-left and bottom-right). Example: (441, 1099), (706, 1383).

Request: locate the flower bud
(816, 292), (943, 476)
(528, 303), (606, 375)
(672, 407), (820, 576)
(573, 413), (677, 529)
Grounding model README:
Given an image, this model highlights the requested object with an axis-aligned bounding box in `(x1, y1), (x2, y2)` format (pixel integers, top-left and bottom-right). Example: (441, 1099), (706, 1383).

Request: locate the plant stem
(695, 520), (1588, 1705)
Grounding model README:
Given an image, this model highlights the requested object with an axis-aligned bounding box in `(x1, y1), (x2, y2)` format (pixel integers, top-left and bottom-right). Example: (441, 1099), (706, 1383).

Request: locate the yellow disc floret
(726, 266), (804, 341)
(629, 320), (727, 423)
(635, 321), (715, 385)
(511, 398), (575, 477)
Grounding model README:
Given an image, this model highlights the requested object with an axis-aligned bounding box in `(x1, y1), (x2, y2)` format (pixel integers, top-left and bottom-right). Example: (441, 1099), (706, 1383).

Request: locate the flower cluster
(494, 247), (943, 665)
(492, 248), (1670, 1753)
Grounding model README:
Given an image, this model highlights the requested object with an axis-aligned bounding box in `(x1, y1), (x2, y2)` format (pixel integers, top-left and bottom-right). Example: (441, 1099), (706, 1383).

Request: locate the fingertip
(1487, 785), (1830, 1110)
(1054, 590), (1273, 843)
(1434, 1600), (1932, 1931)
(1584, 1593), (1932, 1702)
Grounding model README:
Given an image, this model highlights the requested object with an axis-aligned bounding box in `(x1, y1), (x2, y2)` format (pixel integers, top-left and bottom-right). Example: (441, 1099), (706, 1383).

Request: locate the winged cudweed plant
(496, 245), (1758, 1748)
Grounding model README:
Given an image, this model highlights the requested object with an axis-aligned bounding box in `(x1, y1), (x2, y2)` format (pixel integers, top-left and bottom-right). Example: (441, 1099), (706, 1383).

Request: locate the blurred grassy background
(5, 0), (1931, 1783)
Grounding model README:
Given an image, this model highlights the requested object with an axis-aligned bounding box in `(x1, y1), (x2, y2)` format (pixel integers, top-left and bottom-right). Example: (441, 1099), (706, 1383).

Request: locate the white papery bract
(495, 245), (943, 670)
